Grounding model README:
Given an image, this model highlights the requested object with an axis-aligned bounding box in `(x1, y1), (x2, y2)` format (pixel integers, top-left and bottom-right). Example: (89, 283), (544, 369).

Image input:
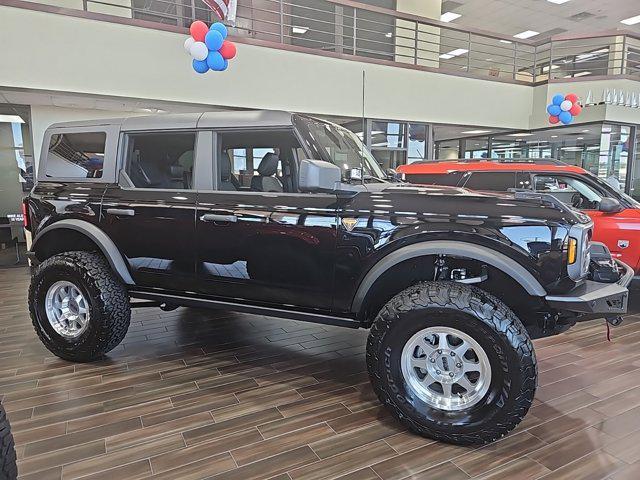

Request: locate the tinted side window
(463, 172), (516, 191)
(405, 172), (463, 187)
(46, 132), (106, 178)
(216, 130), (300, 193)
(125, 132), (196, 190)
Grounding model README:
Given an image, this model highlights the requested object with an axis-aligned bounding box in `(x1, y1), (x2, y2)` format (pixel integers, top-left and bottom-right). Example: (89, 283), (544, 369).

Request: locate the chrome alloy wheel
(44, 281), (90, 339)
(401, 326), (491, 411)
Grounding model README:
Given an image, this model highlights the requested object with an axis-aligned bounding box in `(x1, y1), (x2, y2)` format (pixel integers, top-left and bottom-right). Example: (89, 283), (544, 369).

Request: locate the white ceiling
(440, 0), (640, 38)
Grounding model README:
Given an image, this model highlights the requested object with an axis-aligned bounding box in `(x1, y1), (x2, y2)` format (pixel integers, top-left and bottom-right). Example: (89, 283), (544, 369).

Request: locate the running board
(128, 291), (361, 329)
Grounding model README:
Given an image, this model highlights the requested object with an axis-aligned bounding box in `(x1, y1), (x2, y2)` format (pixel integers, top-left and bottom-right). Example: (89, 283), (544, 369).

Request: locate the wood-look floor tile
(610, 463), (640, 480)
(17, 440), (106, 476)
(383, 431), (436, 455)
(61, 433), (183, 479)
(311, 419), (403, 459)
(528, 406), (606, 444)
(595, 404), (640, 438)
(73, 459), (152, 480)
(370, 441), (469, 480)
(335, 467), (382, 480)
(474, 457), (550, 480)
(17, 465), (62, 480)
(258, 403), (351, 439)
(603, 428), (640, 463)
(290, 441), (396, 480)
(148, 452), (237, 480)
(399, 461), (470, 480)
(536, 451), (625, 480)
(453, 432), (546, 477)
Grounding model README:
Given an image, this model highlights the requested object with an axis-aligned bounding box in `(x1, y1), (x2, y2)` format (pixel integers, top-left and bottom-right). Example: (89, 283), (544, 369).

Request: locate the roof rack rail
(410, 158), (569, 166)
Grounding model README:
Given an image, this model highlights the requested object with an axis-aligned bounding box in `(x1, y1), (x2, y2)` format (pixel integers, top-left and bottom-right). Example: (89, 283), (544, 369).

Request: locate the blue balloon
(205, 30), (224, 51)
(552, 94), (565, 106)
(206, 51), (226, 71)
(547, 104), (561, 116)
(192, 59), (209, 74)
(559, 111), (573, 124)
(220, 59), (228, 71)
(210, 22), (228, 40)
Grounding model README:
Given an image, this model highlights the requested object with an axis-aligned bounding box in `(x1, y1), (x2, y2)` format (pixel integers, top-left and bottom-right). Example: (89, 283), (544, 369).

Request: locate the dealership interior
(1, 0), (640, 479)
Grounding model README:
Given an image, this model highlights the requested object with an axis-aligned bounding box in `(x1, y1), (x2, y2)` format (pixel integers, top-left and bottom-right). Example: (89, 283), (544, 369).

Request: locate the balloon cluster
(547, 93), (582, 125)
(184, 20), (237, 74)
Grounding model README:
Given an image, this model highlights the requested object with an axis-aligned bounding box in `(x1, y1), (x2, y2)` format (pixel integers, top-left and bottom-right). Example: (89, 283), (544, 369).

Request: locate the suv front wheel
(367, 281), (537, 445)
(29, 251), (131, 362)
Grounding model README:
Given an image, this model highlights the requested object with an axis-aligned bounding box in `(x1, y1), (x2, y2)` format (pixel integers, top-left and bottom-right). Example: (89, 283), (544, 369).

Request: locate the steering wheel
(571, 193), (583, 209)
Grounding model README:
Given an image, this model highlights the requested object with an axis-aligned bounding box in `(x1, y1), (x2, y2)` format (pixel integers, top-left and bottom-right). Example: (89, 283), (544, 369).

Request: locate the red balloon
(190, 21), (209, 42)
(219, 40), (237, 60)
(569, 103), (582, 116)
(549, 115), (560, 124)
(565, 93), (579, 104)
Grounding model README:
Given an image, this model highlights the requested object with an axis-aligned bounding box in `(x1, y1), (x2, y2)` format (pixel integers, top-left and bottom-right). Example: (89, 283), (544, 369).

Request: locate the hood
(358, 182), (588, 226)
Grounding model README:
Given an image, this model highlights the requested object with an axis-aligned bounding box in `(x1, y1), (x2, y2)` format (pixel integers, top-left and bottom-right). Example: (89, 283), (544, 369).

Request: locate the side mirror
(299, 159), (342, 192)
(385, 168), (402, 181)
(599, 197), (623, 213)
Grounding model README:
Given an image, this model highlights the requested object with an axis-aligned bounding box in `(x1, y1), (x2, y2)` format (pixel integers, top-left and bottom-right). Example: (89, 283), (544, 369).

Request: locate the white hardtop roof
(47, 110), (295, 131)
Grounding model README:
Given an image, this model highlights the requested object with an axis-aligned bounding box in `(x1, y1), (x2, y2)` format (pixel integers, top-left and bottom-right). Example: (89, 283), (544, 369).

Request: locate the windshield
(292, 114), (386, 183)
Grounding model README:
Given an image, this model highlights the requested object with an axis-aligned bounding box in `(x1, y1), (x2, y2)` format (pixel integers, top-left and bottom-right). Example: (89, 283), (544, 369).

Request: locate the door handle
(106, 208), (135, 217)
(200, 213), (238, 223)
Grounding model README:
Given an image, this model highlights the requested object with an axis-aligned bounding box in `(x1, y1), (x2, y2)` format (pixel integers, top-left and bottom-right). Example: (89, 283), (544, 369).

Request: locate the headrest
(257, 152), (279, 177)
(169, 164), (184, 179)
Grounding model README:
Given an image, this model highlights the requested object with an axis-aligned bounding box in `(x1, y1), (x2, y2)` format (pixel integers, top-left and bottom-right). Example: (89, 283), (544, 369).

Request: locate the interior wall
(0, 5), (534, 133)
(0, 123), (24, 216)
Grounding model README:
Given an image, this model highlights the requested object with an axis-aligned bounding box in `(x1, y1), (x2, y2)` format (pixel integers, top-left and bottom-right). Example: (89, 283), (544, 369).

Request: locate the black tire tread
(28, 251), (130, 362)
(0, 404), (17, 480)
(366, 281), (537, 445)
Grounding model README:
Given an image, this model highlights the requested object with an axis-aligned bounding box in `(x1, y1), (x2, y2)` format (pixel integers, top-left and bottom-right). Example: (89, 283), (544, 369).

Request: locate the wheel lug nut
(430, 358), (436, 363)
(456, 363), (462, 368)
(436, 370), (441, 375)
(449, 372), (454, 377)
(450, 352), (456, 357)
(437, 349), (442, 354)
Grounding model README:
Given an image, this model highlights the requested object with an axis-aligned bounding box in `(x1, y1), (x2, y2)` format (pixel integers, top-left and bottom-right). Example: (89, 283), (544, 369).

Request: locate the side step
(129, 291), (361, 329)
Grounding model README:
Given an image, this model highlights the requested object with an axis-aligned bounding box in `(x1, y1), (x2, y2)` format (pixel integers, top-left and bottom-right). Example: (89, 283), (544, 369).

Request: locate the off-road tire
(366, 281), (537, 445)
(0, 403), (17, 480)
(29, 251), (131, 362)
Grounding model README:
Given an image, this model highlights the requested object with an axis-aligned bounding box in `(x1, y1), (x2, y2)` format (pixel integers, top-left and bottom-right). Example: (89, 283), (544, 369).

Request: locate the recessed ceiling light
(292, 26), (308, 34)
(440, 12), (461, 22)
(542, 65), (560, 72)
(513, 30), (540, 39)
(573, 71), (592, 77)
(621, 15), (640, 26)
(547, 0), (571, 4)
(385, 32), (392, 38)
(0, 114), (25, 123)
(508, 133), (534, 137)
(577, 137), (584, 140)
(551, 135), (558, 138)
(582, 129), (590, 132)
(462, 130), (491, 134)
(439, 48), (469, 59)
(499, 40), (513, 44)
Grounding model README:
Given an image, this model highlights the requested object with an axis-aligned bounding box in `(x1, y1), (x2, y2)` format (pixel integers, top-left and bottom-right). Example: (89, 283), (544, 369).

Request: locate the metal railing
(33, 0), (640, 83)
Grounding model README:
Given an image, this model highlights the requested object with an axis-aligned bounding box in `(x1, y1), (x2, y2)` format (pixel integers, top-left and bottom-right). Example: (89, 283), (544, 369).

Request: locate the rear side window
(125, 132), (196, 190)
(462, 172), (516, 191)
(46, 132), (106, 178)
(405, 172), (463, 187)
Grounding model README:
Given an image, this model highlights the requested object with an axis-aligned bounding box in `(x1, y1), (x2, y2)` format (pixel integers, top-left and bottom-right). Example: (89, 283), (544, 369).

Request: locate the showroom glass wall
(432, 122), (639, 199)
(0, 104), (33, 266)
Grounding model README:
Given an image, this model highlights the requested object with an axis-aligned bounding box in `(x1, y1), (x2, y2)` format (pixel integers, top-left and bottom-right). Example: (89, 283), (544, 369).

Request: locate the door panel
(583, 208), (640, 271)
(196, 192), (338, 309)
(101, 187), (197, 290)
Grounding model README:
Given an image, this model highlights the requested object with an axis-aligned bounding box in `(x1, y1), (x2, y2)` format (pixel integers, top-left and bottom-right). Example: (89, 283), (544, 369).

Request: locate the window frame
(39, 125), (120, 183)
(116, 129), (210, 192)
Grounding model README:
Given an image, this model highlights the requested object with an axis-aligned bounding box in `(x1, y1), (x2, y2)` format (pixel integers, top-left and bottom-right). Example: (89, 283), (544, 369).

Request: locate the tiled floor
(1, 266), (640, 480)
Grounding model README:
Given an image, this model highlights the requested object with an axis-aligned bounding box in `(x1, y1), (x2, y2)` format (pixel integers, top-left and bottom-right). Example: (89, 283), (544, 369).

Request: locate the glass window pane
(47, 132), (106, 179)
(408, 124), (427, 163)
(463, 172), (515, 191)
(371, 121), (406, 148)
(126, 132), (196, 189)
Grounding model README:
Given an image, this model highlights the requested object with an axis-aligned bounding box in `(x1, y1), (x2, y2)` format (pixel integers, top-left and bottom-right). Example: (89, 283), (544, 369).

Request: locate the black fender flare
(350, 240), (547, 313)
(31, 219), (135, 285)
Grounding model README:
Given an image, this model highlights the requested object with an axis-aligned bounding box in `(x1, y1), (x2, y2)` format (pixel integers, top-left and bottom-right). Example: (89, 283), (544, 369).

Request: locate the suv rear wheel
(29, 251), (131, 362)
(366, 281), (536, 445)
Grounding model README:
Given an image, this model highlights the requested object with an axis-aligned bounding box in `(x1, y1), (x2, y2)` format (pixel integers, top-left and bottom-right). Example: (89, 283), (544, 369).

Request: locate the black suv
(24, 111), (633, 445)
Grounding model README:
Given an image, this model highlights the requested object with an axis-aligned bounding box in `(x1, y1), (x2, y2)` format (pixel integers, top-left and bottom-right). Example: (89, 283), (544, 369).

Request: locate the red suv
(398, 159), (640, 274)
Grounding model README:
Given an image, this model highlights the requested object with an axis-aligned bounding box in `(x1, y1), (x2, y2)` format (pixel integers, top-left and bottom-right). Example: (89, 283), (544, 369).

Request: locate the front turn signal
(568, 237), (578, 264)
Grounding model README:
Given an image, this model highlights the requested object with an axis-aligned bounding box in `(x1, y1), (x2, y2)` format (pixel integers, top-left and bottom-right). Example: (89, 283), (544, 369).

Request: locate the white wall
(0, 5), (534, 130)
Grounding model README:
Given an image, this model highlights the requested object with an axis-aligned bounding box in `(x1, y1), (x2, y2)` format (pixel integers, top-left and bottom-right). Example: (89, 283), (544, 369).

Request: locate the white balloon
(560, 100), (573, 112)
(189, 41), (208, 61)
(184, 37), (195, 53)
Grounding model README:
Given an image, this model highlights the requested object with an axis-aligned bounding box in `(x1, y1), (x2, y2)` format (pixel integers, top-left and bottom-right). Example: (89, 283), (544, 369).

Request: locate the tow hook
(606, 316), (624, 327)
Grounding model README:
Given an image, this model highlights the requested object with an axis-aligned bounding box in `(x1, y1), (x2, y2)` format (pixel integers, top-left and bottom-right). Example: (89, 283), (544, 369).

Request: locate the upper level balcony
(11, 0), (640, 85)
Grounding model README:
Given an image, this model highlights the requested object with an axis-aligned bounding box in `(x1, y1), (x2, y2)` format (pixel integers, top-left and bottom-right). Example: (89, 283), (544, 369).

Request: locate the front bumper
(545, 260), (633, 315)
